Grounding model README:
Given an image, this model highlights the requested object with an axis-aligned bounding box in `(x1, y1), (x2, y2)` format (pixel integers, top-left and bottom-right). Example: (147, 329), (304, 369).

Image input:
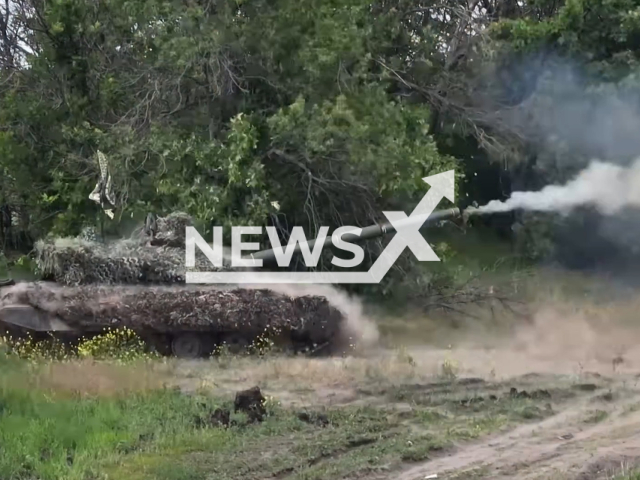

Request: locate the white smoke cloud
(476, 158), (640, 216)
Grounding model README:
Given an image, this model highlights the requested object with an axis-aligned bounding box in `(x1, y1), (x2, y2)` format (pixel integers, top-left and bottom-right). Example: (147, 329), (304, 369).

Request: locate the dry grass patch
(170, 349), (434, 405)
(29, 359), (173, 398)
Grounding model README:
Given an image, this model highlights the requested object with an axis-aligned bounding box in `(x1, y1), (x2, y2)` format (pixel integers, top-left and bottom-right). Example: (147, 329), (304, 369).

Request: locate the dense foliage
(3, 0), (640, 295)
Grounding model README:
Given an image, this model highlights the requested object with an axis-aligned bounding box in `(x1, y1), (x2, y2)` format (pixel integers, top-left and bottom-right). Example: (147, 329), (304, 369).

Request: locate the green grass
(0, 357), (213, 480)
(110, 408), (446, 480)
(617, 472), (640, 480)
(0, 351), (587, 480)
(4, 387), (454, 480)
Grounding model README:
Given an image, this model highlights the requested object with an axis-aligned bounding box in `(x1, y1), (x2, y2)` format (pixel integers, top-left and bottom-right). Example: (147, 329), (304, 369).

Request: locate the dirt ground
(165, 296), (640, 480)
(172, 363), (640, 479)
(391, 375), (640, 480)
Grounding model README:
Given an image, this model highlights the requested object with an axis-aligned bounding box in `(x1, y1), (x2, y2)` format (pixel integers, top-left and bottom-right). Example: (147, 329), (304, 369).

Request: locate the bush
(77, 327), (153, 362)
(1, 327), (156, 363)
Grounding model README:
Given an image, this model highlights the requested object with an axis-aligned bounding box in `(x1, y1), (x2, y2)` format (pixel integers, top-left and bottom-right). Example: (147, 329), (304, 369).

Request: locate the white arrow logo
(187, 170), (455, 284)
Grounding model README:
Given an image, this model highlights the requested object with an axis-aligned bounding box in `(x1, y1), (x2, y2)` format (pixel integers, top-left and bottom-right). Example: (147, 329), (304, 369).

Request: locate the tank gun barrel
(247, 206), (479, 266)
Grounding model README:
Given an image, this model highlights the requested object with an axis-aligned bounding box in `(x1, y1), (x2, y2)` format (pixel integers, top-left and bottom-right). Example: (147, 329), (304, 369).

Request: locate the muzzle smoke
(476, 158), (640, 215)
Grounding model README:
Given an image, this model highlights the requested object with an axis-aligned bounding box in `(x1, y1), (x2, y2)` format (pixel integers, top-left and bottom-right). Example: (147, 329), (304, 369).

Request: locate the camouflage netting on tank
(34, 212), (230, 286)
(147, 212), (192, 247)
(0, 283), (344, 343)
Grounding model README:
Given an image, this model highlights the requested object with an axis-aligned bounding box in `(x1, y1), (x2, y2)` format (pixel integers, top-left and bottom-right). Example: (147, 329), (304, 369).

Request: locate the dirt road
(394, 379), (640, 480)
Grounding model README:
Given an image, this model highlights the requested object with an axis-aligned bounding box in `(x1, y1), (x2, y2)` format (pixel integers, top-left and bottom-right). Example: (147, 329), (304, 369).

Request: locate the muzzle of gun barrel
(462, 202), (479, 227)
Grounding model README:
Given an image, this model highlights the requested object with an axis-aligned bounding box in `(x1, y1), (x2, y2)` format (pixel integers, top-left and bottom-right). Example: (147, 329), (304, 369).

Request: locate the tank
(0, 206), (475, 358)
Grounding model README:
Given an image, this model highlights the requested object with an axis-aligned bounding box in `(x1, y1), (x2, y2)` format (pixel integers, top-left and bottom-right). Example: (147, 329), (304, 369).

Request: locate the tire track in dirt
(394, 386), (640, 480)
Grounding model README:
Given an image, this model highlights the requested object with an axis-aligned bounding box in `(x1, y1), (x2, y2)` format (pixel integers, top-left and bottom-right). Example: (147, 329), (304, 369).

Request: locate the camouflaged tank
(0, 212), (349, 358)
(0, 203), (475, 358)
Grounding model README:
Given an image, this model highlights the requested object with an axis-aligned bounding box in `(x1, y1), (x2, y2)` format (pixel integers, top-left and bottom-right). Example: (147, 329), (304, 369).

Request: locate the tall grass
(0, 330), (218, 480)
(0, 353), (210, 480)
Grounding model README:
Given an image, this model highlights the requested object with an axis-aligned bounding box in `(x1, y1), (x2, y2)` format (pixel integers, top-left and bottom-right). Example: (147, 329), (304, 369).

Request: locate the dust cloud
(402, 300), (640, 379)
(224, 279), (380, 351)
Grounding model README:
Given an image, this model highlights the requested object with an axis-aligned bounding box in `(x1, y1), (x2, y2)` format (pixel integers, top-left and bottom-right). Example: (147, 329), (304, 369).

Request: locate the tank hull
(0, 282), (347, 357)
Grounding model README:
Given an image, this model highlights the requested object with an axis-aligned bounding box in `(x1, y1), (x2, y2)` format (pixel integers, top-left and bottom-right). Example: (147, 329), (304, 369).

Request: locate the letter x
(381, 186), (444, 262)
